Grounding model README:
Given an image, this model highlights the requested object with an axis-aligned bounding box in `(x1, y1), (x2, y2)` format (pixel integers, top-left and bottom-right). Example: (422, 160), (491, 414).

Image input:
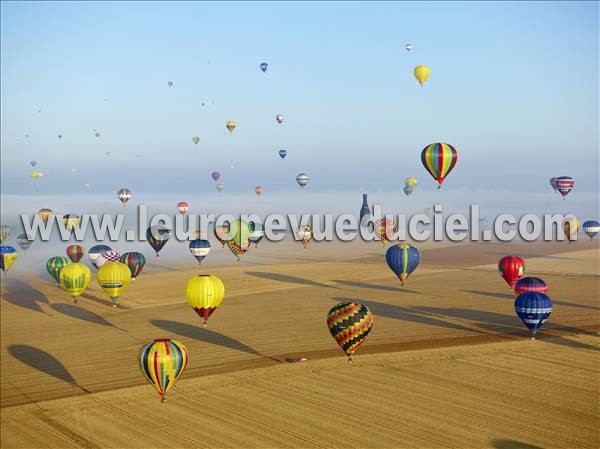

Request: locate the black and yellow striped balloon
(326, 302), (373, 362)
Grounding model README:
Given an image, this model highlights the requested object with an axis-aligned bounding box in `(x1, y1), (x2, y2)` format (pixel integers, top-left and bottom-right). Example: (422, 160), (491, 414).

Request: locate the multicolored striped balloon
(88, 244), (112, 269)
(514, 277), (548, 295)
(420, 142), (458, 189)
(514, 292), (553, 338)
(555, 176), (574, 199)
(386, 243), (420, 286)
(66, 244), (85, 263)
(582, 220), (600, 239)
(0, 246), (18, 272)
(189, 239), (211, 264)
(327, 302), (373, 363)
(138, 338), (189, 403)
(96, 250), (121, 268)
(47, 256), (71, 286)
(119, 252), (146, 280)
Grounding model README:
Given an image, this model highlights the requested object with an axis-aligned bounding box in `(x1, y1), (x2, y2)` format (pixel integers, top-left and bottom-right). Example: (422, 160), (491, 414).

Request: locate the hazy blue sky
(1, 1), (598, 197)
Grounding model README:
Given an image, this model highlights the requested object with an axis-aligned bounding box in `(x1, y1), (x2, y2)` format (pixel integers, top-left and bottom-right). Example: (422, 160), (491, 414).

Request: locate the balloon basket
(74, 298), (78, 304)
(160, 397), (166, 404)
(112, 303), (117, 309)
(203, 321), (207, 328)
(347, 356), (353, 365)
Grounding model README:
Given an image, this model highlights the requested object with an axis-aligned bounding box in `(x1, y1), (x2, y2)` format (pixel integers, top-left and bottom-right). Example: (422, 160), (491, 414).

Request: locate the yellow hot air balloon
(413, 65), (430, 87)
(37, 208), (53, 224)
(63, 214), (81, 230)
(226, 121), (237, 133)
(185, 274), (225, 326)
(405, 177), (418, 188)
(563, 216), (580, 242)
(96, 262), (131, 307)
(31, 170), (43, 181)
(59, 263), (91, 303)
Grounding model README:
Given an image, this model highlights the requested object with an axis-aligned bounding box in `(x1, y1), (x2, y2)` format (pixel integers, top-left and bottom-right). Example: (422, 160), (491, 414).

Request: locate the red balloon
(498, 256), (525, 287)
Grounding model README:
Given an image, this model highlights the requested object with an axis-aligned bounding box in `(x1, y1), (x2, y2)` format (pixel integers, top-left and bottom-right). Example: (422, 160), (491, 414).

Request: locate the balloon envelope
(47, 256), (70, 285)
(260, 62), (268, 72)
(189, 239), (211, 264)
(514, 277), (548, 295)
(59, 263), (91, 300)
(177, 201), (189, 214)
(139, 338), (188, 402)
(278, 149), (287, 159)
(421, 143), (458, 189)
(0, 225), (10, 243)
(66, 245), (85, 263)
(498, 256), (525, 287)
(296, 173), (309, 188)
(582, 220), (600, 239)
(96, 262), (131, 305)
(326, 302), (373, 361)
(146, 226), (171, 256)
(88, 244), (112, 268)
(16, 234), (33, 251)
(119, 252), (146, 280)
(413, 65), (430, 86)
(117, 188), (132, 206)
(386, 243), (420, 286)
(185, 274), (225, 324)
(555, 176), (574, 198)
(0, 246), (18, 272)
(514, 292), (553, 336)
(211, 171), (221, 181)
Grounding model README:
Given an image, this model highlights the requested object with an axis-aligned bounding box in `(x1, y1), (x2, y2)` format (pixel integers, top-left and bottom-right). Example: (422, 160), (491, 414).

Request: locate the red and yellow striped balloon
(420, 142), (458, 189)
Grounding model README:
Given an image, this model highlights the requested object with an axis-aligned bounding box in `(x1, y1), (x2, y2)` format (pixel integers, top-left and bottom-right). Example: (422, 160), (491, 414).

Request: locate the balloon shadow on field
(412, 306), (599, 352)
(1, 278), (51, 316)
(491, 439), (544, 449)
(330, 297), (483, 334)
(245, 271), (336, 289)
(50, 303), (119, 329)
(332, 279), (422, 294)
(464, 289), (600, 311)
(8, 345), (91, 393)
(151, 319), (262, 357)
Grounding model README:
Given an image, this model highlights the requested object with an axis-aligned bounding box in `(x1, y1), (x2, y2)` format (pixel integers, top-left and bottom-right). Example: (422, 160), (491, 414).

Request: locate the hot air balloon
(95, 132), (100, 138)
(0, 246), (18, 272)
(30, 161), (37, 168)
(405, 177), (418, 188)
(555, 176), (574, 199)
(405, 43), (412, 52)
(297, 226), (312, 249)
(189, 239), (211, 264)
(386, 243), (420, 286)
(59, 263), (91, 302)
(211, 171), (221, 181)
(225, 219), (251, 261)
(139, 338), (189, 403)
(514, 277), (548, 295)
(216, 183), (224, 192)
(192, 136), (200, 145)
(117, 188), (132, 206)
(63, 214), (81, 230)
(375, 218), (396, 246)
(226, 121), (236, 133)
(47, 256), (71, 286)
(249, 230), (265, 248)
(146, 225), (171, 256)
(106, 152), (112, 157)
(515, 292), (553, 339)
(167, 81), (173, 87)
(57, 134), (62, 139)
(260, 62), (268, 72)
(563, 217), (580, 242)
(296, 173), (309, 188)
(31, 171), (43, 181)
(403, 186), (413, 196)
(414, 65), (430, 86)
(16, 234), (33, 251)
(213, 224), (230, 247)
(278, 149), (287, 159)
(175, 201), (189, 215)
(421, 142), (458, 189)
(70, 168), (77, 173)
(549, 177), (558, 193)
(66, 244), (85, 263)
(119, 252), (146, 280)
(96, 250), (121, 268)
(276, 114), (284, 124)
(582, 220), (600, 239)
(498, 256), (525, 287)
(0, 225), (10, 243)
(255, 186), (263, 196)
(38, 208), (53, 224)
(88, 244), (112, 269)
(96, 261), (131, 307)
(327, 302), (373, 363)
(185, 274), (225, 326)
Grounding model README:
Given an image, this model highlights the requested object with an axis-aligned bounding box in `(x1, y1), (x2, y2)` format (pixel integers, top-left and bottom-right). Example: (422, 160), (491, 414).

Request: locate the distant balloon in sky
(249, 230), (265, 248)
(413, 65), (430, 86)
(38, 208), (53, 224)
(405, 177), (418, 188)
(189, 239), (211, 265)
(0, 225), (11, 243)
(70, 168), (77, 173)
(555, 176), (574, 199)
(167, 81), (173, 87)
(260, 62), (268, 72)
(278, 149), (287, 159)
(296, 173), (309, 188)
(216, 183), (224, 192)
(30, 161), (37, 168)
(421, 143), (458, 189)
(582, 220), (600, 239)
(58, 134), (62, 139)
(84, 183), (91, 188)
(192, 136), (200, 145)
(146, 225), (171, 257)
(62, 214), (81, 230)
(96, 250), (121, 269)
(16, 234), (32, 251)
(106, 152), (112, 157)
(255, 186), (263, 196)
(88, 244), (111, 269)
(31, 171), (43, 181)
(563, 216), (580, 242)
(66, 244), (85, 263)
(405, 43), (412, 52)
(177, 201), (189, 215)
(117, 188), (132, 206)
(276, 114), (284, 124)
(226, 121), (236, 133)
(403, 186), (413, 196)
(95, 132), (100, 138)
(208, 58), (213, 64)
(297, 226), (312, 249)
(119, 252), (146, 281)
(211, 171), (221, 181)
